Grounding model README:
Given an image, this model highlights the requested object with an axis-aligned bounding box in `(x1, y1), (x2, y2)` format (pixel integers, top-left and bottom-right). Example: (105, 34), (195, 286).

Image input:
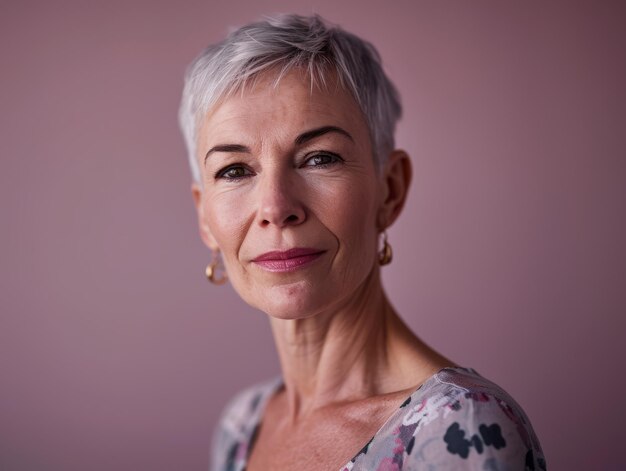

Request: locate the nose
(256, 171), (306, 228)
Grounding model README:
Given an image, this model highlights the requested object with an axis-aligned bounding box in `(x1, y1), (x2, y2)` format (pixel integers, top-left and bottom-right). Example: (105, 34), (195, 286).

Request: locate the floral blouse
(210, 367), (546, 470)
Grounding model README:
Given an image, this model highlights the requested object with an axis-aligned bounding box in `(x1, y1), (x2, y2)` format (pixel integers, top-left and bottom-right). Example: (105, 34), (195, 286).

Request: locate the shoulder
(400, 367), (546, 470)
(210, 377), (281, 471)
(216, 377), (280, 437)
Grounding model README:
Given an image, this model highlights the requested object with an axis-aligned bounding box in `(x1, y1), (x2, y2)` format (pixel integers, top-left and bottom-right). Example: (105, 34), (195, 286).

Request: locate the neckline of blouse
(241, 366), (476, 471)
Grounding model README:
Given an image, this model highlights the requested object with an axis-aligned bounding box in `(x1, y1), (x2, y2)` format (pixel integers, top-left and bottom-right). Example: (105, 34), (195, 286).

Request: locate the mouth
(252, 248), (326, 272)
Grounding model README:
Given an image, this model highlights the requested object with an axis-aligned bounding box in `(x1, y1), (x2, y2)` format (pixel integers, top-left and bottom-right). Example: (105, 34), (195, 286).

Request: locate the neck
(268, 267), (450, 421)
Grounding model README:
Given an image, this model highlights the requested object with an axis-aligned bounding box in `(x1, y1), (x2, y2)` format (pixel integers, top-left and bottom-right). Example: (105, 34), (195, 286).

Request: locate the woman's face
(193, 70), (389, 319)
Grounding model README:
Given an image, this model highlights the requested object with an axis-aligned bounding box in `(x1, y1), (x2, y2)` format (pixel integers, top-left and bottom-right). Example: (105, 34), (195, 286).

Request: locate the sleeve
(209, 386), (261, 471)
(402, 391), (546, 470)
(209, 378), (282, 471)
(209, 394), (240, 471)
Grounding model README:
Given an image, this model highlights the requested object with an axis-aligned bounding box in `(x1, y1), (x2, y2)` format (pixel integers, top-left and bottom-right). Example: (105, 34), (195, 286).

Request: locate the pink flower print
(392, 436), (405, 454)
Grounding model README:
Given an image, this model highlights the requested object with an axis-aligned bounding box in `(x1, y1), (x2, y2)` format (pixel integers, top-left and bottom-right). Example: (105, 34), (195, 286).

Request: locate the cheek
(315, 176), (379, 257)
(203, 192), (248, 257)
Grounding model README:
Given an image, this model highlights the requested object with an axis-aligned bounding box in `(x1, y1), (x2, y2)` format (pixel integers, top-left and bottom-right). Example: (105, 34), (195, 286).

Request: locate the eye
(215, 164), (254, 180)
(302, 152), (343, 167)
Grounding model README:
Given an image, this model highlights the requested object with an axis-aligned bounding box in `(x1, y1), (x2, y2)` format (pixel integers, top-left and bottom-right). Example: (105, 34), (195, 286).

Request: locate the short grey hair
(178, 14), (402, 184)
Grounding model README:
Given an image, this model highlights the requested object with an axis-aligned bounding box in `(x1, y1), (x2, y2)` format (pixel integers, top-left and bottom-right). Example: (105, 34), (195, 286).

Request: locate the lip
(252, 248), (325, 272)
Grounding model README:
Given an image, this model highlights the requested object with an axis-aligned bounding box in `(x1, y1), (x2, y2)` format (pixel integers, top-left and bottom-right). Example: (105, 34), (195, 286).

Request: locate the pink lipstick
(252, 248), (325, 272)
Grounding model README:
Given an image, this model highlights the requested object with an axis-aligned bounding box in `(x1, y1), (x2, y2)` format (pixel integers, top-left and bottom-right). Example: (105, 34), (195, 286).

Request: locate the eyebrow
(205, 144), (250, 163)
(204, 125), (354, 163)
(295, 125), (354, 146)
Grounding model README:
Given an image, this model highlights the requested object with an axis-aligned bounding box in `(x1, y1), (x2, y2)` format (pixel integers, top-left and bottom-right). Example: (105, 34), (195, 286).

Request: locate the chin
(251, 281), (332, 320)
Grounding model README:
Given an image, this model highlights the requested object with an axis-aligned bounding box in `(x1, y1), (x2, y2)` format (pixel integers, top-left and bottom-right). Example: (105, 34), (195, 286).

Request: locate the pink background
(2, 0), (625, 469)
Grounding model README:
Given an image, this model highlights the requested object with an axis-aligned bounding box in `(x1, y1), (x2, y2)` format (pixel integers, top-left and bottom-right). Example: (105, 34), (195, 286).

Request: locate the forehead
(198, 69), (371, 147)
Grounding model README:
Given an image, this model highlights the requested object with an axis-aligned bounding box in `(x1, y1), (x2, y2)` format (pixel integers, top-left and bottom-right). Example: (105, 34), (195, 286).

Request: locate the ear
(377, 150), (413, 230)
(191, 182), (219, 250)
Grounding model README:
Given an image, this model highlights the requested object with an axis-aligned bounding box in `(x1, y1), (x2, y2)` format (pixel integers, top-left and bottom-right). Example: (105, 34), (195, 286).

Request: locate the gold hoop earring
(205, 250), (227, 285)
(378, 231), (393, 266)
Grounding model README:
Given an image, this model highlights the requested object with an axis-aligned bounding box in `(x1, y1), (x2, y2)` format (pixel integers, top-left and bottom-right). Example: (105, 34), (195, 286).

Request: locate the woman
(179, 14), (545, 471)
